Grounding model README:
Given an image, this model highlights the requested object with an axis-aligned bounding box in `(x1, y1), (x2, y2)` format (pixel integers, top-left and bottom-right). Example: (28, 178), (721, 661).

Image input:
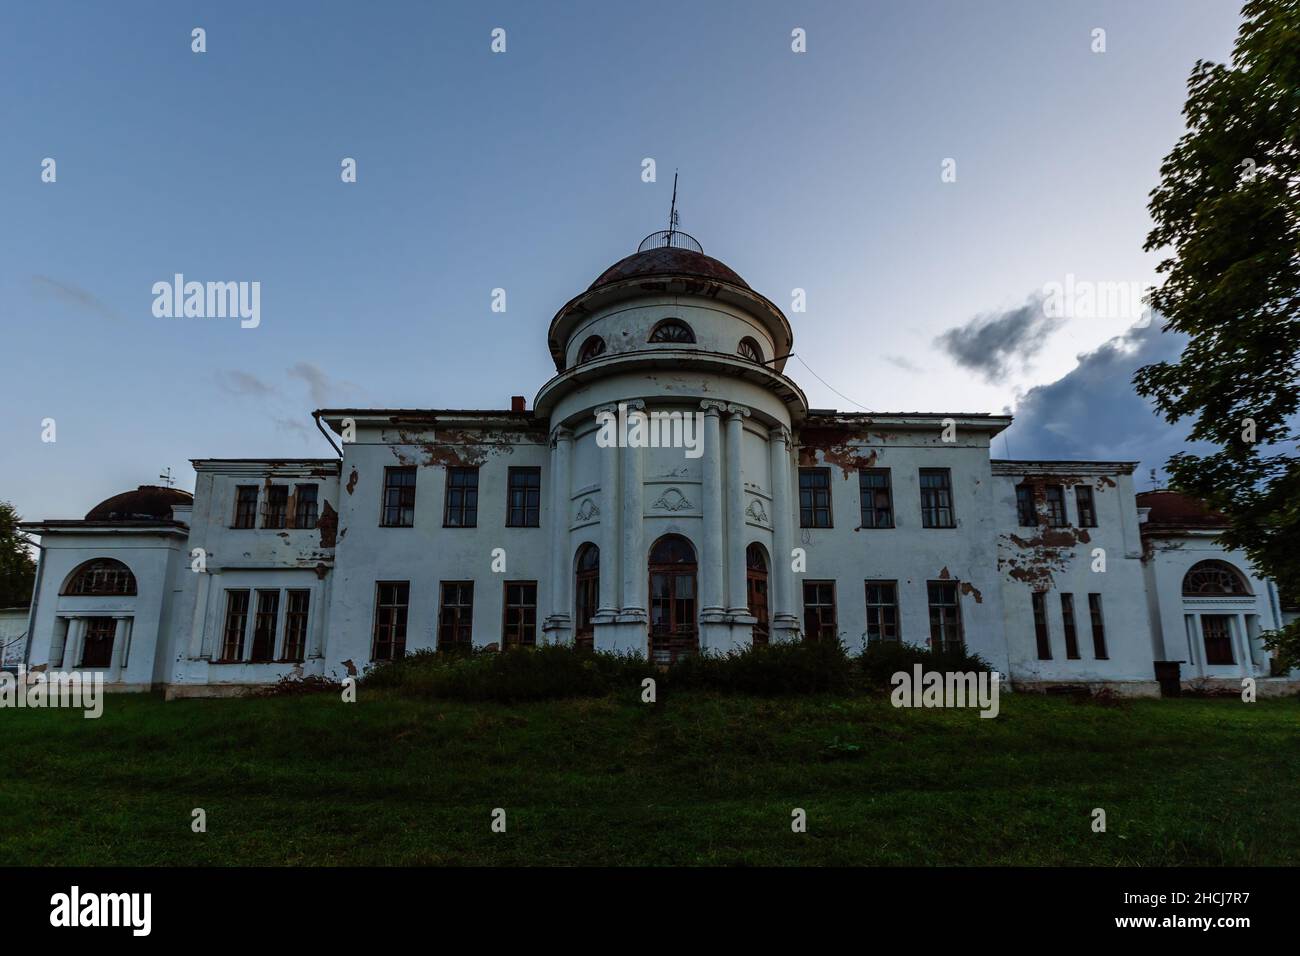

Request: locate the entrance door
(747, 543), (769, 646)
(648, 534), (698, 664)
(574, 543), (599, 651)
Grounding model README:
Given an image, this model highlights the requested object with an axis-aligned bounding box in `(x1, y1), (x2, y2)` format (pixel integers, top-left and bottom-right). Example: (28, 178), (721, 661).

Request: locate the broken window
(372, 581), (410, 661)
(294, 484), (319, 529)
(919, 468), (955, 528)
(1088, 593), (1108, 660)
(799, 467), (832, 528)
(381, 466), (416, 528)
(506, 467), (541, 528)
(250, 589), (279, 662)
(80, 617), (116, 668)
(648, 319), (695, 344)
(233, 485), (258, 529)
(502, 581), (537, 647)
(802, 581), (837, 642)
(438, 581), (474, 651)
(283, 590), (310, 663)
(220, 590), (250, 661)
(1015, 484), (1036, 526)
(927, 581), (963, 653)
(444, 467), (479, 528)
(1182, 560), (1251, 596)
(577, 335), (606, 363)
(858, 468), (894, 528)
(865, 580), (899, 643)
(1074, 485), (1097, 528)
(1032, 591), (1051, 660)
(263, 485), (288, 529)
(737, 337), (763, 362)
(63, 558), (136, 596)
(1044, 485), (1068, 527)
(1061, 593), (1080, 660)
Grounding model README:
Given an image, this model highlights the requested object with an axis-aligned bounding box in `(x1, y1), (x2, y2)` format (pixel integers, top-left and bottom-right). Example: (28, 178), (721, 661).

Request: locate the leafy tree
(0, 501), (36, 608)
(1135, 0), (1300, 667)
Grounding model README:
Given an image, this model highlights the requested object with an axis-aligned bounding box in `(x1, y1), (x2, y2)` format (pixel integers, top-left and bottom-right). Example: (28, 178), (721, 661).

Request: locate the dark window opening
(233, 486), (259, 529)
(648, 319), (696, 344)
(438, 581), (474, 651)
(444, 467), (479, 527)
(927, 581), (963, 653)
(859, 468), (894, 528)
(577, 335), (607, 364)
(649, 534), (698, 664)
(373, 581), (410, 661)
(64, 559), (137, 596)
(1183, 560), (1251, 596)
(503, 581), (538, 647)
(1032, 591), (1051, 660)
(1016, 484), (1036, 527)
(799, 467), (832, 528)
(80, 617), (116, 668)
(737, 337), (763, 362)
(294, 484), (319, 529)
(263, 485), (288, 529)
(865, 581), (899, 644)
(920, 469), (955, 528)
(1074, 485), (1097, 528)
(381, 467), (417, 527)
(250, 589), (279, 662)
(1044, 485), (1068, 527)
(1061, 593), (1080, 660)
(506, 467), (541, 527)
(747, 543), (769, 646)
(221, 590), (250, 662)
(1088, 593), (1108, 660)
(802, 581), (837, 642)
(283, 590), (310, 662)
(574, 544), (600, 652)
(1202, 615), (1235, 665)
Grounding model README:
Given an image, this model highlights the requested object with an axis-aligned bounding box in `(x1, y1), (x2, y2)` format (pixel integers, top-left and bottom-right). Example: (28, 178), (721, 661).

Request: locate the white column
(699, 401), (727, 618)
(1235, 613), (1252, 678)
(311, 573), (331, 659)
(621, 404), (646, 619)
(109, 616), (131, 681)
(596, 404), (620, 618)
(768, 425), (799, 639)
(62, 617), (84, 669)
(725, 404), (752, 616)
(189, 571), (212, 658)
(545, 426), (574, 638)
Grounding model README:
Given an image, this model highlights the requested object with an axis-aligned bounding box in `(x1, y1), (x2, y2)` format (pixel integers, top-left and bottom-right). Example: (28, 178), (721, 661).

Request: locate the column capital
(700, 399), (728, 416)
(593, 403), (619, 419)
(550, 424), (573, 445)
(725, 403), (751, 419)
(768, 424), (792, 445)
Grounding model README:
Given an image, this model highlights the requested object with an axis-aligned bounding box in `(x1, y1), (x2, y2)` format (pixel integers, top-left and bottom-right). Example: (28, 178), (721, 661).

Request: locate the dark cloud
(31, 275), (123, 322)
(934, 293), (1064, 383)
(1000, 318), (1211, 487)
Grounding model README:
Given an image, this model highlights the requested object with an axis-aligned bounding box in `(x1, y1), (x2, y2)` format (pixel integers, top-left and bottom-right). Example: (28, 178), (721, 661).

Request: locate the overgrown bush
(859, 640), (991, 688)
(668, 639), (855, 696)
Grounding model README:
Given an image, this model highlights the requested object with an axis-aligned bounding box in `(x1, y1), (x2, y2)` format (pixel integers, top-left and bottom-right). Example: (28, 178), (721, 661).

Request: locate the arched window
(648, 534), (698, 663)
(63, 559), (136, 596)
(648, 319), (696, 344)
(574, 543), (600, 651)
(1182, 560), (1251, 596)
(577, 335), (606, 364)
(737, 337), (764, 363)
(746, 543), (769, 646)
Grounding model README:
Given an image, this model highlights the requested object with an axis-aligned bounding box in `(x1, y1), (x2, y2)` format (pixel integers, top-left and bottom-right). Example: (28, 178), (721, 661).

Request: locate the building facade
(18, 233), (1298, 696)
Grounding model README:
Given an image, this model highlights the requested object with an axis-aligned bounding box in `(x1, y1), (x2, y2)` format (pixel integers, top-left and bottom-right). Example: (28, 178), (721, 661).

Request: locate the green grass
(1, 689), (1296, 865)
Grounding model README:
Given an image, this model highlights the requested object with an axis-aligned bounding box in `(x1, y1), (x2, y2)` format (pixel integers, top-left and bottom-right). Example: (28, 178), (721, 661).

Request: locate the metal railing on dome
(637, 230), (704, 254)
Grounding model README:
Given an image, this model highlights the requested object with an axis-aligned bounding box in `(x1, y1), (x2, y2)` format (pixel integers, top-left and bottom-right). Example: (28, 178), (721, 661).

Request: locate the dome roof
(589, 246), (750, 291)
(85, 485), (193, 522)
(1136, 489), (1229, 529)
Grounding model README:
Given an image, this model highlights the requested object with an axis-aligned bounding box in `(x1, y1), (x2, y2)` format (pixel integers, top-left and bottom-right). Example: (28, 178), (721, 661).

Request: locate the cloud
(215, 370), (279, 399)
(31, 275), (124, 322)
(274, 417), (313, 441)
(1000, 317), (1212, 485)
(884, 354), (923, 374)
(287, 361), (359, 407)
(934, 293), (1065, 383)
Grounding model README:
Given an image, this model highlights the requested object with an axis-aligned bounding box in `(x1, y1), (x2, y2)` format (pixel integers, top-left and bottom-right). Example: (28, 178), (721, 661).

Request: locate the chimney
(510, 395), (526, 412)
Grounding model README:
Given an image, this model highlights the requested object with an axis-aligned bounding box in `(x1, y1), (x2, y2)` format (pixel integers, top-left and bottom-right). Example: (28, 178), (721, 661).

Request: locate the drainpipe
(313, 411), (342, 457)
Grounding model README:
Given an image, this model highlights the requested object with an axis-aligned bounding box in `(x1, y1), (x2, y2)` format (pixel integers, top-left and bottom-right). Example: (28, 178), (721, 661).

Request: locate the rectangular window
(927, 581), (963, 653)
(1044, 485), (1068, 527)
(1088, 593), (1108, 660)
(864, 581), (899, 643)
(221, 589), (250, 661)
(919, 468), (955, 528)
(1075, 485), (1098, 528)
(1032, 592), (1052, 660)
(858, 469), (894, 528)
(438, 581), (474, 650)
(283, 590), (310, 663)
(502, 581), (538, 647)
(799, 467), (832, 528)
(262, 485), (288, 529)
(233, 486), (258, 529)
(1061, 593), (1080, 660)
(372, 582), (410, 661)
(381, 466), (417, 527)
(802, 581), (837, 641)
(294, 484), (319, 530)
(80, 617), (116, 668)
(250, 589), (280, 662)
(506, 467), (541, 528)
(1202, 615), (1235, 665)
(1016, 484), (1036, 526)
(444, 467), (480, 528)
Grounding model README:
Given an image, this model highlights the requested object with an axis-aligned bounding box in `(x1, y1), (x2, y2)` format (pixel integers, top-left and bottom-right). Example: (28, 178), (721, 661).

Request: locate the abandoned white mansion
(16, 232), (1299, 697)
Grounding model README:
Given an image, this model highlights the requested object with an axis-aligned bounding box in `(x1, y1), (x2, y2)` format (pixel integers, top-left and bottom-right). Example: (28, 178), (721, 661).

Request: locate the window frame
(799, 467), (833, 529)
(864, 580), (899, 644)
(79, 617), (116, 668)
(438, 581), (475, 651)
(1015, 484), (1036, 527)
(372, 581), (410, 662)
(1043, 485), (1068, 528)
(502, 580), (538, 648)
(737, 336), (764, 362)
(262, 485), (289, 529)
(250, 588), (281, 662)
(1087, 593), (1108, 660)
(219, 589), (251, 662)
(282, 589), (310, 663)
(1060, 592), (1080, 660)
(802, 580), (838, 642)
(1074, 485), (1098, 528)
(443, 466), (480, 528)
(293, 483), (319, 530)
(926, 580), (964, 653)
(506, 466), (541, 528)
(380, 466), (417, 528)
(647, 318), (696, 344)
(1032, 591), (1052, 660)
(233, 485), (259, 529)
(576, 335), (607, 364)
(62, 558), (137, 597)
(919, 468), (956, 529)
(858, 468), (894, 529)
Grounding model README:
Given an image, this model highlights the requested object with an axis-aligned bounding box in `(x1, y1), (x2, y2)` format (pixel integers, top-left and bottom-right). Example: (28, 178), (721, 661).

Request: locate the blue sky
(0, 0), (1243, 520)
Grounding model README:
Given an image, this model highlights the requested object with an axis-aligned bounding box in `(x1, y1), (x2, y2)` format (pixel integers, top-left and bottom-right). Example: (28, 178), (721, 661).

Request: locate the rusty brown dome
(589, 245), (750, 291)
(85, 485), (193, 522)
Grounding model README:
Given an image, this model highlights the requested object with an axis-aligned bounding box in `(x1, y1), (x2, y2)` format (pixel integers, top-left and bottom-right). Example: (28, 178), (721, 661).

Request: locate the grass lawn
(1, 688), (1296, 866)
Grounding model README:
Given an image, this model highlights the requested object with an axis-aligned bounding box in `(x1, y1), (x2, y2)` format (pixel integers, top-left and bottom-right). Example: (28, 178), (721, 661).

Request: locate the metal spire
(668, 170), (679, 235)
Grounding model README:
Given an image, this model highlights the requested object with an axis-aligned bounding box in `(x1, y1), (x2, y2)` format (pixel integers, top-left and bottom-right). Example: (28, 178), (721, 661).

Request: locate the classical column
(1236, 613), (1252, 679)
(311, 571), (331, 659)
(768, 425), (799, 639)
(595, 404), (621, 618)
(189, 571), (212, 659)
(725, 404), (752, 616)
(110, 616), (131, 681)
(62, 617), (84, 669)
(699, 401), (727, 618)
(544, 426), (575, 639)
(621, 403), (646, 619)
